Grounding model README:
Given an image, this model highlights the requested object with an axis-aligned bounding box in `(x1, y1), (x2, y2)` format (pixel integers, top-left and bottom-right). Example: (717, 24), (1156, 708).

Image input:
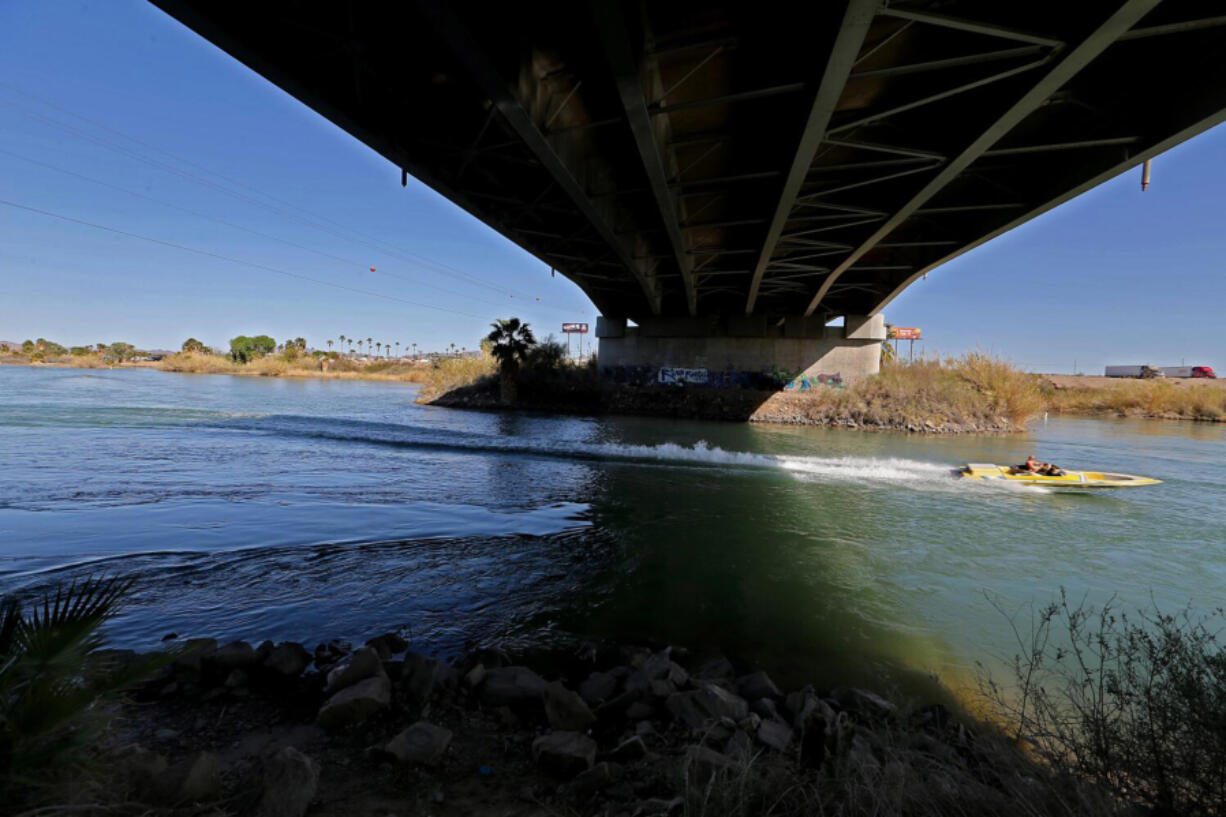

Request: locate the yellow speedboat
(955, 463), (1162, 488)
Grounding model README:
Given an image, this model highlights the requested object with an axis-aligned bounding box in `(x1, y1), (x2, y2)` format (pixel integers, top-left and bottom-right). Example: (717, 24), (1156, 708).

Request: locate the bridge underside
(152, 0), (1226, 325)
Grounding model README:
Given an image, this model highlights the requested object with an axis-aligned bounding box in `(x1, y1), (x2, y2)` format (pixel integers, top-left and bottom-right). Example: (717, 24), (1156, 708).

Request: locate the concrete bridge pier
(595, 314), (886, 389)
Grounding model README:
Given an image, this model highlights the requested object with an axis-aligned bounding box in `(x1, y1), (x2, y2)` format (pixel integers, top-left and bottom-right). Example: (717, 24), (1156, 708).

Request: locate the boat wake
(218, 415), (953, 489)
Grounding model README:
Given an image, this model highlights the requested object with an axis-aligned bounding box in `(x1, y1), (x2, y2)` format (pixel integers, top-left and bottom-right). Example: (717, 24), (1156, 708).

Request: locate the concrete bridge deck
(150, 1), (1226, 383)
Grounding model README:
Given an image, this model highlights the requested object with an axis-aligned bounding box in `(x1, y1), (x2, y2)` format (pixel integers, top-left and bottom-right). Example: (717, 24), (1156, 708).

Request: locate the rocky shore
(75, 634), (1085, 817)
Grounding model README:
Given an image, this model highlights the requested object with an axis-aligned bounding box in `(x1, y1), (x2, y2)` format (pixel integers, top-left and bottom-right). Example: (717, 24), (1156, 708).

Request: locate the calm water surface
(3, 366), (1224, 694)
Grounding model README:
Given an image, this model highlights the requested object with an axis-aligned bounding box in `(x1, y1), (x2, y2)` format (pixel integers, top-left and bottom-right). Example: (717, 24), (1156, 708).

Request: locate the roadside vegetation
(1042, 375), (1226, 421)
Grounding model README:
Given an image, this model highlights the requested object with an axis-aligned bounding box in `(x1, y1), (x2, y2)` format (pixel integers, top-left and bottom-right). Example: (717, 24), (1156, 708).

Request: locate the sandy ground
(1043, 374), (1226, 390)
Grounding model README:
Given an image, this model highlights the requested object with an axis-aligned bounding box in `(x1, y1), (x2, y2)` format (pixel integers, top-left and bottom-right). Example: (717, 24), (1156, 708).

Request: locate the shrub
(981, 591), (1226, 817)
(0, 577), (160, 805)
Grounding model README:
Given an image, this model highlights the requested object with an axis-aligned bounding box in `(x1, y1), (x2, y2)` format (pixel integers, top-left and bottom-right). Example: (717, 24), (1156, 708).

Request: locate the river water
(2, 366), (1223, 696)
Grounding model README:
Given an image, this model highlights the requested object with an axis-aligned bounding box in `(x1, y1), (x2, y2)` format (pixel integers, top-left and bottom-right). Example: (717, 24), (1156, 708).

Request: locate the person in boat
(1018, 455), (1065, 476)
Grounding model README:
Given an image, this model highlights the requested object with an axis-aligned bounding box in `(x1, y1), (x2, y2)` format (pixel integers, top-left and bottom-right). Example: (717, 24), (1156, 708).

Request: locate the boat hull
(955, 463), (1161, 488)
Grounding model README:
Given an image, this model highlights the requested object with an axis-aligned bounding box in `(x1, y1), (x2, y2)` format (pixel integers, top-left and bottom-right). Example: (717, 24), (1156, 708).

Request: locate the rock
(635, 720), (656, 737)
(640, 651), (688, 685)
(610, 735), (647, 761)
(224, 669), (248, 689)
(482, 665), (547, 707)
(155, 728), (179, 741)
(567, 761), (623, 799)
(578, 671), (618, 706)
(256, 640), (274, 661)
(385, 721), (452, 765)
(263, 642), (311, 678)
(325, 646), (384, 693)
(365, 632), (408, 659)
(666, 684), (748, 729)
(174, 638), (218, 673)
(313, 639), (352, 670)
(544, 681), (596, 731)
(666, 692), (708, 729)
(532, 731), (597, 779)
(833, 688), (897, 720)
(693, 656), (735, 681)
(209, 640), (258, 670)
(725, 729), (754, 760)
(402, 652), (445, 704)
(464, 663), (487, 688)
(467, 646), (510, 670)
(757, 719), (793, 751)
(625, 701), (655, 721)
(737, 713), (762, 732)
(750, 697), (783, 723)
(256, 746), (318, 817)
(154, 751), (220, 803)
(736, 670), (780, 701)
(317, 675), (391, 730)
(787, 690), (837, 730)
(684, 745), (736, 785)
(650, 679), (676, 698)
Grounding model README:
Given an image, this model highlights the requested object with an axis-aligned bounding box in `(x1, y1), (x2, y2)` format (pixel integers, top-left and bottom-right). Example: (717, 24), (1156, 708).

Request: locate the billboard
(561, 322), (589, 333)
(889, 326), (922, 340)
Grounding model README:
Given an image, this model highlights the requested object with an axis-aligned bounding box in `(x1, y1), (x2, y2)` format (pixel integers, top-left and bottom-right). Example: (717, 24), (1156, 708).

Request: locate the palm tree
(395, 341), (401, 359)
(339, 335), (346, 357)
(327, 340), (334, 353)
(366, 337), (373, 359)
(486, 317), (536, 403)
(376, 341), (383, 358)
(0, 576), (161, 789)
(348, 340), (354, 356)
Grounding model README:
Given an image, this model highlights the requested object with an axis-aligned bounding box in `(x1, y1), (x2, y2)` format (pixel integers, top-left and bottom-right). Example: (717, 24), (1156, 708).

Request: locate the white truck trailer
(1159, 365), (1217, 378)
(1105, 365), (1163, 378)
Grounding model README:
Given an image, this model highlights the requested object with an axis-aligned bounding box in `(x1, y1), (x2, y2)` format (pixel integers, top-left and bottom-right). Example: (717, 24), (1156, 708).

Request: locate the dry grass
(417, 354), (497, 399)
(678, 706), (1122, 817)
(157, 352), (430, 383)
(1043, 377), (1226, 421)
(766, 354), (1044, 430)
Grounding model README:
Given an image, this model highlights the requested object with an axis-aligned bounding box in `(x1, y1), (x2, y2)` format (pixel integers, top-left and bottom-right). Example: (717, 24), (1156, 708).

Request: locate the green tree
(20, 340), (34, 355)
(327, 339), (334, 353)
(181, 337), (208, 354)
(339, 334), (346, 357)
(105, 342), (136, 363)
(486, 317), (536, 404)
(69, 346), (91, 356)
(366, 337), (373, 358)
(229, 335), (276, 364)
(291, 337), (307, 353)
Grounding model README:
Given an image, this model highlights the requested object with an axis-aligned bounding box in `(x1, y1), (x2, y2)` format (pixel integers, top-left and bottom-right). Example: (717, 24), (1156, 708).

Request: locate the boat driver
(1019, 455), (1064, 476)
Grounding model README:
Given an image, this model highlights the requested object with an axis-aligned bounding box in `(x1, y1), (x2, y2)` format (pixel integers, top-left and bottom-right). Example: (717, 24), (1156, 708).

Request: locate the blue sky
(1, 2), (1223, 371)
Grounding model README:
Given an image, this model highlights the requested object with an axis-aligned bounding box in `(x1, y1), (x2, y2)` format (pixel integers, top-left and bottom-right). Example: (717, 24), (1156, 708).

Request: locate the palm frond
(17, 576), (133, 665)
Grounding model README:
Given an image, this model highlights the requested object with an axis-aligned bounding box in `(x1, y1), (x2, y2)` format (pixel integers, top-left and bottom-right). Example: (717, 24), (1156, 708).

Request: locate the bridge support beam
(597, 314), (884, 388)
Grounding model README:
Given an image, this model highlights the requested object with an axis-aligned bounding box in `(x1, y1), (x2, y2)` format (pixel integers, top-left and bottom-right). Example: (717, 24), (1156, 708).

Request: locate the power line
(0, 145), (528, 312)
(0, 197), (490, 320)
(0, 84), (588, 311)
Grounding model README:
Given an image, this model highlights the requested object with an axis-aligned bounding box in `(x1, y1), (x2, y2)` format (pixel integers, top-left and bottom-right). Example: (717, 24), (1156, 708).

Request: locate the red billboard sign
(889, 326), (922, 340)
(562, 323), (589, 333)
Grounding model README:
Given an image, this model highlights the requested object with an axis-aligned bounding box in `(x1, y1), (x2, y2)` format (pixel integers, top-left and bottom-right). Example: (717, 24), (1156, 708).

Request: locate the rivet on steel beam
(1141, 158), (1152, 191)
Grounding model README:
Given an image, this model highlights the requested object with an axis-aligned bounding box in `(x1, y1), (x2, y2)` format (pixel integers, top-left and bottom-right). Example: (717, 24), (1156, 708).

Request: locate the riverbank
(421, 354), (1040, 433)
(42, 635), (1111, 817)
